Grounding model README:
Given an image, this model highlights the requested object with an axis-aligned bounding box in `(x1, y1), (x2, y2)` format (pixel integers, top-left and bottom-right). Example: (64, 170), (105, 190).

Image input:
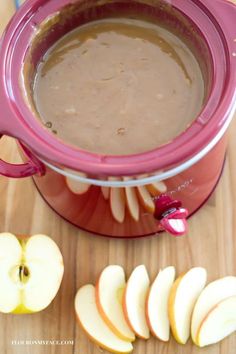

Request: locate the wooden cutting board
(0, 1), (236, 354)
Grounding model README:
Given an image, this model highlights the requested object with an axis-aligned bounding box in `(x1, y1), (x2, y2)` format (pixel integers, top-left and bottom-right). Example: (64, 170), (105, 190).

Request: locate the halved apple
(146, 266), (175, 341)
(96, 265), (135, 341)
(123, 265), (150, 339)
(147, 181), (167, 197)
(66, 173), (91, 195)
(0, 233), (64, 314)
(191, 276), (236, 344)
(136, 186), (155, 214)
(196, 296), (236, 347)
(168, 267), (207, 344)
(75, 284), (133, 353)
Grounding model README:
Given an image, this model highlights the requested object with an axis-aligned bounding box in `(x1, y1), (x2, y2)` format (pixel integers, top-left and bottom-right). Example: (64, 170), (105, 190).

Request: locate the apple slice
(136, 186), (155, 214)
(146, 266), (175, 341)
(168, 267), (207, 344)
(125, 187), (139, 222)
(0, 233), (64, 314)
(191, 276), (236, 344)
(196, 296), (236, 347)
(123, 265), (150, 339)
(147, 181), (167, 197)
(110, 187), (126, 223)
(122, 177), (139, 222)
(101, 187), (110, 200)
(96, 265), (135, 342)
(66, 173), (91, 195)
(75, 284), (133, 353)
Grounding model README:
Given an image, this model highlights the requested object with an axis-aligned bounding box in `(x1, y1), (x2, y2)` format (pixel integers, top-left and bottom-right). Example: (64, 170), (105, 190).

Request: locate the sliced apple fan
(66, 177), (167, 223)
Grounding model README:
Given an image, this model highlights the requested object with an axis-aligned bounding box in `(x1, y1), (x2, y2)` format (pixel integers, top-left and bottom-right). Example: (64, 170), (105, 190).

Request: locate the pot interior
(22, 0), (211, 156)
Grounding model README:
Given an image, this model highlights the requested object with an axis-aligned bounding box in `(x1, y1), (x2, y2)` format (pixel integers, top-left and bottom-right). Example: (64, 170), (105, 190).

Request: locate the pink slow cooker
(0, 0), (236, 238)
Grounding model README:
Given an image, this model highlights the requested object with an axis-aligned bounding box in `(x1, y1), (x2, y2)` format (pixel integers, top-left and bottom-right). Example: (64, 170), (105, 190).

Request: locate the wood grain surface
(0, 1), (236, 353)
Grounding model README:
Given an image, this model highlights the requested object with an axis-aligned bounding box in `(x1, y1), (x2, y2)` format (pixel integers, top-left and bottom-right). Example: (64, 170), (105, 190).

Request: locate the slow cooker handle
(0, 134), (45, 178)
(0, 44), (45, 179)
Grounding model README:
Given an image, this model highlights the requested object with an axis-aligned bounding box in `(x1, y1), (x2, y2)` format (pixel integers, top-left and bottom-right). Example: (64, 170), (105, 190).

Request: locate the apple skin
(122, 266), (150, 340)
(125, 187), (140, 222)
(123, 292), (150, 340)
(66, 175), (91, 195)
(95, 276), (135, 342)
(168, 274), (185, 344)
(75, 312), (133, 354)
(147, 181), (167, 197)
(95, 281), (123, 340)
(195, 296), (236, 347)
(122, 286), (140, 338)
(145, 267), (175, 342)
(145, 288), (161, 339)
(168, 268), (207, 345)
(101, 187), (110, 200)
(136, 186), (155, 214)
(75, 285), (133, 354)
(191, 276), (236, 344)
(110, 187), (126, 224)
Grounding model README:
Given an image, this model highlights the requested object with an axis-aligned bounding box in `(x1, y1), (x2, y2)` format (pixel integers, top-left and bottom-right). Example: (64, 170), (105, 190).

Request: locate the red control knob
(154, 195), (188, 236)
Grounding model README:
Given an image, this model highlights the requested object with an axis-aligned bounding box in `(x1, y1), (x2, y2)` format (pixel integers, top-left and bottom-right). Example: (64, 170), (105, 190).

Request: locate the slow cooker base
(32, 155), (226, 239)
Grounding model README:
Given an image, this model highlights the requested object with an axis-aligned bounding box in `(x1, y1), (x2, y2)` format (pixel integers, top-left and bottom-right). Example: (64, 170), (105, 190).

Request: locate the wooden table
(0, 1), (236, 353)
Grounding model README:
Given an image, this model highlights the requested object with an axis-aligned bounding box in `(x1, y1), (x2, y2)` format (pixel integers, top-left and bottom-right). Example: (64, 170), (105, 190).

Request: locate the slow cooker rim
(0, 0), (235, 177)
